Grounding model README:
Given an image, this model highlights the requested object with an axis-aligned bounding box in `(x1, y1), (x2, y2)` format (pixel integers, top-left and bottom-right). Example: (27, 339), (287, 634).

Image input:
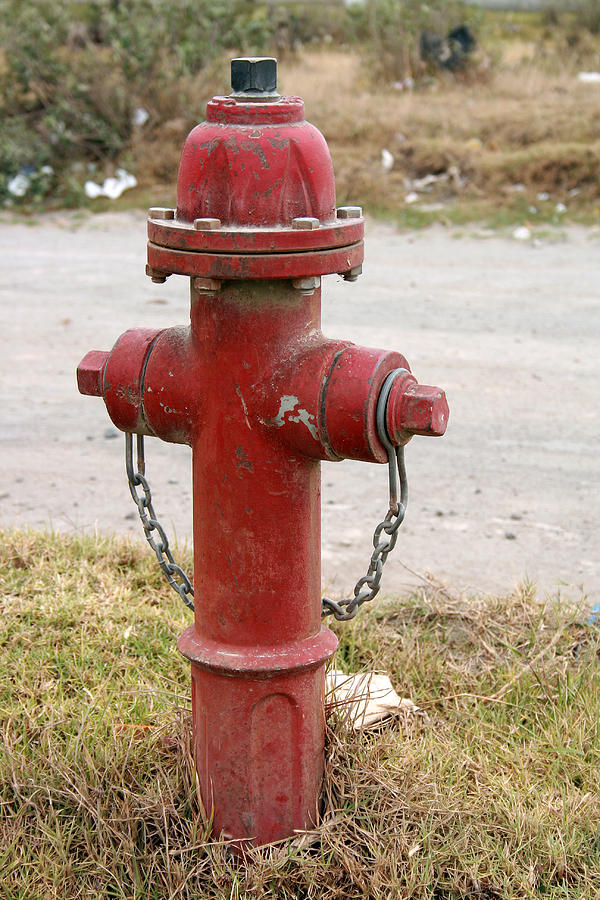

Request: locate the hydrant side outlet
(76, 57), (450, 850)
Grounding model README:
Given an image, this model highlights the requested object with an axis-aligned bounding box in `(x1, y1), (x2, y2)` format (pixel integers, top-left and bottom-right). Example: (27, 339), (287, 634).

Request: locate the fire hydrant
(77, 57), (448, 848)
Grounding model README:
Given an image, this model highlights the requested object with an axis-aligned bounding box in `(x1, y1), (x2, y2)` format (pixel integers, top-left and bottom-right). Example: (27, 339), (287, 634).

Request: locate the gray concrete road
(1, 211), (598, 602)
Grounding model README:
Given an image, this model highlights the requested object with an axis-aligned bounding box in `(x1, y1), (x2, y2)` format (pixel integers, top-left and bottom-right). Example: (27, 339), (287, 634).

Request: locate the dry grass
(1, 530), (600, 898)
(278, 51), (600, 216)
(118, 43), (600, 229)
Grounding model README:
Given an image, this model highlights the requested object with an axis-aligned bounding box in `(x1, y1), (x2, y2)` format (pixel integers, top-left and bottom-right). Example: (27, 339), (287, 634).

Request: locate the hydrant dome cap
(176, 84), (336, 227)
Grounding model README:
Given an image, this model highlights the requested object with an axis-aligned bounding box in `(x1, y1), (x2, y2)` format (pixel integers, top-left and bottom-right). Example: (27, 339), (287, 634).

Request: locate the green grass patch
(1, 530), (599, 898)
(364, 195), (600, 232)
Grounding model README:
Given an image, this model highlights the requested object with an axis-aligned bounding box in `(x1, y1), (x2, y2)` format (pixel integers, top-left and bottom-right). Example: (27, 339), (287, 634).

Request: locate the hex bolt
(193, 218), (222, 231)
(292, 217), (320, 230)
(145, 264), (169, 284)
(342, 265), (362, 282)
(291, 276), (320, 295)
(336, 206), (362, 220)
(77, 350), (109, 397)
(386, 376), (449, 444)
(148, 207), (175, 220)
(193, 277), (222, 293)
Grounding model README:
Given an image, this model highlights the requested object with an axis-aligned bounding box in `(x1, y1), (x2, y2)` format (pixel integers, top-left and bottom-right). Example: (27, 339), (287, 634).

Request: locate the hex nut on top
(231, 57), (278, 95)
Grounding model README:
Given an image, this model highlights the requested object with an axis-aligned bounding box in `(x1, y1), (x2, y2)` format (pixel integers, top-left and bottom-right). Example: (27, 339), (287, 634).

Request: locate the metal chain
(321, 368), (409, 621)
(124, 367), (409, 622)
(125, 433), (195, 611)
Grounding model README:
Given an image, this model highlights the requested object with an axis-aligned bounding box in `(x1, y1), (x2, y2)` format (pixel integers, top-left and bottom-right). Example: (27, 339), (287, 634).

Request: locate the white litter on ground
(577, 72), (600, 83)
(132, 107), (150, 126)
(7, 172), (31, 197)
(84, 168), (137, 200)
(326, 668), (419, 730)
(381, 148), (394, 172)
(512, 225), (531, 241)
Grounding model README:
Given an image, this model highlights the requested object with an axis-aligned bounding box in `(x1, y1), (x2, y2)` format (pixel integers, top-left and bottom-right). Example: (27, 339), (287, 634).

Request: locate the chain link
(124, 367), (409, 622)
(321, 368), (409, 621)
(125, 433), (195, 611)
(321, 444), (407, 621)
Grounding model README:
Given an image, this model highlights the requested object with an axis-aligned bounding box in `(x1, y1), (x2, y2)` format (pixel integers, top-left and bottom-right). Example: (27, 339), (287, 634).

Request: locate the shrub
(0, 0), (278, 205)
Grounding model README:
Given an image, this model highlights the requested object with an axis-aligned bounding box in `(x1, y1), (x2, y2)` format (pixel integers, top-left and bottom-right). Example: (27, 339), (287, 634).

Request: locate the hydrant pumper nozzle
(77, 56), (449, 849)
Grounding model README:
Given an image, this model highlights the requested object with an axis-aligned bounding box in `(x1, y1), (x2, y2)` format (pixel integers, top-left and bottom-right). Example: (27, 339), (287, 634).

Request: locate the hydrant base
(180, 626), (338, 847)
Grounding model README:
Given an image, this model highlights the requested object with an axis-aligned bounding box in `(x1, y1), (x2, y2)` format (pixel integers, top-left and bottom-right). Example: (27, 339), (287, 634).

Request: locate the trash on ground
(7, 165), (53, 198)
(393, 77), (414, 91)
(420, 24), (476, 72)
(381, 148), (394, 172)
(577, 72), (600, 83)
(84, 168), (137, 200)
(402, 165), (465, 204)
(132, 107), (149, 126)
(512, 225), (531, 241)
(326, 668), (419, 730)
(7, 172), (31, 197)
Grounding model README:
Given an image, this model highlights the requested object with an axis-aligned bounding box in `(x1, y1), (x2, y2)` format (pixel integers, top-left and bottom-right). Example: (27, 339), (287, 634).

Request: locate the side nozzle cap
(77, 350), (109, 397)
(386, 374), (449, 444)
(230, 57), (279, 98)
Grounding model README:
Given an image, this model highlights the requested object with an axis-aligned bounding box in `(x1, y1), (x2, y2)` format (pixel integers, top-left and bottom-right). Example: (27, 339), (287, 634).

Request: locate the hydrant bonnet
(176, 57), (337, 228)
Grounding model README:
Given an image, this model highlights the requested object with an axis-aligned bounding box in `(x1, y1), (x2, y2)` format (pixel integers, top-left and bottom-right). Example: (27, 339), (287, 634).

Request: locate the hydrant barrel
(76, 56), (450, 852)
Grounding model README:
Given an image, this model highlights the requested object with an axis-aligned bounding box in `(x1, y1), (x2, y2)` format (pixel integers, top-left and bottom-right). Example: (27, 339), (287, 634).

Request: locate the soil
(1, 211), (598, 602)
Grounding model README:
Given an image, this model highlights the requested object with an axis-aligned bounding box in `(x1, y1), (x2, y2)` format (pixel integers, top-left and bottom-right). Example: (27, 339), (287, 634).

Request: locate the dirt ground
(1, 211), (598, 603)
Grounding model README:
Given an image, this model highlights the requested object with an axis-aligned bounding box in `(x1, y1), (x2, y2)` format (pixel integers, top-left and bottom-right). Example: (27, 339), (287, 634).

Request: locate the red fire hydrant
(77, 58), (448, 848)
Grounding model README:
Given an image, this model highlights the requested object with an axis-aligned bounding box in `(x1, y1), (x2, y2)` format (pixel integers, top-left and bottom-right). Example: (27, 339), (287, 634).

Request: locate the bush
(0, 0), (279, 205)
